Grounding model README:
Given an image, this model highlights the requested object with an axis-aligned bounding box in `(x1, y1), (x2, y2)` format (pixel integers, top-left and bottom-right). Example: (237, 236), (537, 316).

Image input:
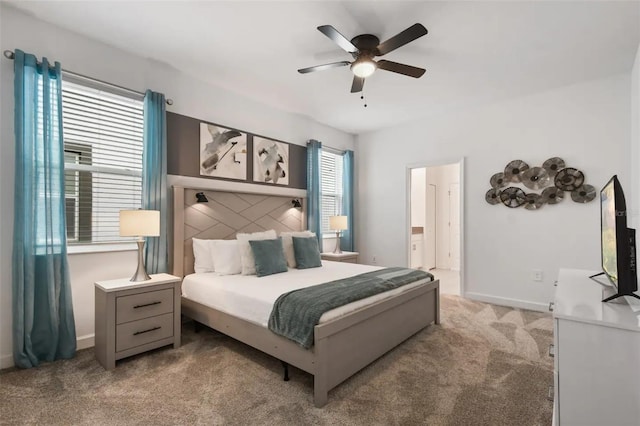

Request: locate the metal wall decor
(485, 157), (596, 210)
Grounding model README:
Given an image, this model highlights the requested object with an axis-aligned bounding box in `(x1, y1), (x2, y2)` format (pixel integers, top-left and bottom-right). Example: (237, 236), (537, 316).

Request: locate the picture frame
(253, 136), (289, 186)
(199, 122), (247, 180)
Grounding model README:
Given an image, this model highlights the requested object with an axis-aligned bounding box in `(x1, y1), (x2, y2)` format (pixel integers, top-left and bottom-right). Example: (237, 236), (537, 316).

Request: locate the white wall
(357, 74), (631, 311)
(631, 43), (640, 229)
(0, 5), (355, 368)
(410, 168), (426, 228)
(409, 168), (426, 269)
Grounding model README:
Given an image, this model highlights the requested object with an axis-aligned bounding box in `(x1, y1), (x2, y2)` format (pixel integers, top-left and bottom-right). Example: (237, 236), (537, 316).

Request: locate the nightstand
(94, 273), (181, 370)
(321, 251), (359, 264)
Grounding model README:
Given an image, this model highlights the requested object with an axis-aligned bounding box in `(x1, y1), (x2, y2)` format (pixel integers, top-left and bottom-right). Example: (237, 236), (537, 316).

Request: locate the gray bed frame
(172, 186), (440, 407)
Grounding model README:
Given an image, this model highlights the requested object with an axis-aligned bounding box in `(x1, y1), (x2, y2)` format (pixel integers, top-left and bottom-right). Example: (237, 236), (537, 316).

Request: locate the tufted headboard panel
(172, 187), (305, 277)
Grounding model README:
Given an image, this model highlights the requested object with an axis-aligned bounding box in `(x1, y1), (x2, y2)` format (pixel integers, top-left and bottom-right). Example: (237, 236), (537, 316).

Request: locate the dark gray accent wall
(167, 112), (307, 189)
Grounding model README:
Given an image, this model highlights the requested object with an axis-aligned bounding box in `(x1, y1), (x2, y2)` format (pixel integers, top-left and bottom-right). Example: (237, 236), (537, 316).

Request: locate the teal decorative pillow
(249, 238), (288, 277)
(292, 236), (322, 269)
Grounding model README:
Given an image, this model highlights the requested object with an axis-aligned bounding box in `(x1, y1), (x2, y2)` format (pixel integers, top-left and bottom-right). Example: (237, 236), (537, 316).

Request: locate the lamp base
(333, 231), (343, 254)
(131, 240), (151, 282)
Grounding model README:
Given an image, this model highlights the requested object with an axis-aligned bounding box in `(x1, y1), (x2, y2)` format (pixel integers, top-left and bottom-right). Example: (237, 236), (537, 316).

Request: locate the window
(321, 150), (344, 234)
(62, 77), (144, 245)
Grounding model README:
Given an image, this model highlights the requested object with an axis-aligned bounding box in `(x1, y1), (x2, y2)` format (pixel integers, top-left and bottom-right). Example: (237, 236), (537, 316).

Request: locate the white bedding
(181, 260), (433, 327)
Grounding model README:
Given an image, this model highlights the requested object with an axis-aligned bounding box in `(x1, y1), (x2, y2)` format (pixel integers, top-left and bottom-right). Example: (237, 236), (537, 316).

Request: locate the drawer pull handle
(133, 326), (161, 336)
(547, 386), (554, 401)
(548, 302), (554, 312)
(548, 344), (555, 358)
(133, 301), (161, 309)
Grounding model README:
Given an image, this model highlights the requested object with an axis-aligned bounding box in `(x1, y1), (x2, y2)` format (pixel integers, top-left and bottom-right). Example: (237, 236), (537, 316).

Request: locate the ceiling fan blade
(376, 23), (428, 56)
(377, 60), (425, 78)
(351, 76), (365, 93)
(317, 25), (358, 53)
(298, 61), (351, 74)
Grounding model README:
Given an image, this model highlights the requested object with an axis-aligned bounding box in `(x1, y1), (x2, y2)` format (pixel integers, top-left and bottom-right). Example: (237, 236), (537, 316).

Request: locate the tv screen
(601, 178), (618, 284)
(596, 175), (639, 302)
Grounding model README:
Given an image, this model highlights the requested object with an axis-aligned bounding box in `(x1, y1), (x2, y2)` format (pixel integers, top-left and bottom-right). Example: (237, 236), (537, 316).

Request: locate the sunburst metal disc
(542, 157), (566, 177)
(524, 193), (544, 210)
(554, 167), (584, 191)
(499, 187), (526, 208)
(490, 172), (508, 189)
(542, 186), (564, 205)
(504, 160), (530, 183)
(485, 188), (502, 205)
(571, 184), (596, 203)
(522, 167), (550, 190)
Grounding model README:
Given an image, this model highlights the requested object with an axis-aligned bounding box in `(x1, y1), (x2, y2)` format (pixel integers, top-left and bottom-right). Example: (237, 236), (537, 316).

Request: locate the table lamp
(120, 210), (160, 282)
(329, 215), (348, 254)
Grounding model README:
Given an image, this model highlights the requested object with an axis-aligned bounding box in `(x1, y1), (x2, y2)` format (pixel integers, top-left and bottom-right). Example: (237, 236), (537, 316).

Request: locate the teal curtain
(307, 140), (322, 242)
(142, 90), (168, 273)
(12, 49), (76, 368)
(341, 150), (354, 251)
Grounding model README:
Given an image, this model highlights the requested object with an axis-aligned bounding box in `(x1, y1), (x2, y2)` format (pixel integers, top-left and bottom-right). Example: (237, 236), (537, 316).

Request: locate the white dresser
(552, 268), (640, 426)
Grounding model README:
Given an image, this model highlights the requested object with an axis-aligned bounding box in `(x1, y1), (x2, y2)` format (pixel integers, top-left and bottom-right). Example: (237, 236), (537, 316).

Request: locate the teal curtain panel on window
(341, 150), (354, 252)
(307, 140), (323, 242)
(12, 49), (76, 368)
(142, 90), (168, 273)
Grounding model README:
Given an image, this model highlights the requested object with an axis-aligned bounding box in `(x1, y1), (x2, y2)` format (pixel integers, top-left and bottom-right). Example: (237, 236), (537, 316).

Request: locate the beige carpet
(0, 295), (554, 425)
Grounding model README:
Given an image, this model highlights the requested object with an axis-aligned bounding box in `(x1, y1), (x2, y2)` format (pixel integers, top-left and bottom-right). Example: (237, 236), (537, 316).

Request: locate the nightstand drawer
(341, 257), (358, 264)
(116, 312), (174, 352)
(116, 288), (173, 324)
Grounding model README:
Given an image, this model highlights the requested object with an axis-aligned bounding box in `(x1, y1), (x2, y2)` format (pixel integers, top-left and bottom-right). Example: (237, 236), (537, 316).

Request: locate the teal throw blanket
(268, 267), (433, 349)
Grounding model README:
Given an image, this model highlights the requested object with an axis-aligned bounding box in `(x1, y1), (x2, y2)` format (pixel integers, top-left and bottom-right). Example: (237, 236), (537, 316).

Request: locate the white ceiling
(8, 1), (640, 135)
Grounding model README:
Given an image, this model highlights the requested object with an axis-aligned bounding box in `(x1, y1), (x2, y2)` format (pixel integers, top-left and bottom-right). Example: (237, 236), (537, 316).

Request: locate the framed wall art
(199, 122), (247, 180)
(253, 136), (289, 186)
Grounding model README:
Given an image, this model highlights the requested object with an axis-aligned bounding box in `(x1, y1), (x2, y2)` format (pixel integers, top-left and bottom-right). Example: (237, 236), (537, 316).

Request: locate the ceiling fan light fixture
(351, 58), (376, 78)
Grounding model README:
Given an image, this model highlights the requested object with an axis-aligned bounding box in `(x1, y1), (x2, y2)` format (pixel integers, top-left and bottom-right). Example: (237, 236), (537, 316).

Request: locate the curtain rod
(323, 145), (346, 155)
(3, 50), (173, 105)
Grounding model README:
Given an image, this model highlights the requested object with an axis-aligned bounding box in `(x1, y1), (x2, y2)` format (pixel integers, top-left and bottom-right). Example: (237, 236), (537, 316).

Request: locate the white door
(449, 182), (460, 271)
(424, 184), (437, 270)
(410, 234), (423, 269)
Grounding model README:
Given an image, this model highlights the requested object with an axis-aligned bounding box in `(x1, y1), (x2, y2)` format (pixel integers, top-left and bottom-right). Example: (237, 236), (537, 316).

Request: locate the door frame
(425, 183), (437, 270)
(448, 181), (460, 271)
(406, 157), (465, 297)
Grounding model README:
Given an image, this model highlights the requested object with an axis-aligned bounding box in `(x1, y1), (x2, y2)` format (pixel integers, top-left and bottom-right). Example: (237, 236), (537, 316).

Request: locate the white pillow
(211, 239), (242, 276)
(280, 231), (315, 268)
(192, 238), (216, 274)
(236, 230), (277, 275)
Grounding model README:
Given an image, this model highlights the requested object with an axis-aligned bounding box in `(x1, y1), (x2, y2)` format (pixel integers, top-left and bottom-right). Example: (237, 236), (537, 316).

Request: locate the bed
(173, 186), (440, 407)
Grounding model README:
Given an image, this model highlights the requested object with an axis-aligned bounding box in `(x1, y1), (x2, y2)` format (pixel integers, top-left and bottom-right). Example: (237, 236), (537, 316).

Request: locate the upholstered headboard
(172, 186), (306, 277)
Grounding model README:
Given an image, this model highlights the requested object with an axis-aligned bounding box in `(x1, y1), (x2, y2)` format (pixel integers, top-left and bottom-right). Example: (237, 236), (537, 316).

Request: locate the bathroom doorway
(409, 161), (463, 296)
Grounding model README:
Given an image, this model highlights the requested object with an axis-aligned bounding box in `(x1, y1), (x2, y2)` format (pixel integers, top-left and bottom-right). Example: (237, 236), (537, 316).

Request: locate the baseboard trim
(77, 334), (95, 350)
(0, 353), (13, 369)
(0, 334), (95, 370)
(465, 292), (549, 313)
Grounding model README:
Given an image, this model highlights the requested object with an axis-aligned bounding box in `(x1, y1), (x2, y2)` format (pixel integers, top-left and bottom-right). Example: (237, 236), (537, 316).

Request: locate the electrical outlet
(372, 255), (377, 264)
(532, 269), (543, 282)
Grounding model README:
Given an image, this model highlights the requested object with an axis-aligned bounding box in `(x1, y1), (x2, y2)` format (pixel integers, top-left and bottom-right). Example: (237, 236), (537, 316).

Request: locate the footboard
(182, 278), (439, 408)
(312, 279), (439, 407)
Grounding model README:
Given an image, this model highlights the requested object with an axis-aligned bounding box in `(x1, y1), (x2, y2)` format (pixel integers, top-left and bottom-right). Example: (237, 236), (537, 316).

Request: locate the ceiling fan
(298, 23), (428, 93)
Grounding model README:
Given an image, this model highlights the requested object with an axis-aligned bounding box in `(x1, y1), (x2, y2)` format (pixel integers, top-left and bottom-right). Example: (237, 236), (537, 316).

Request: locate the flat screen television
(591, 175), (640, 302)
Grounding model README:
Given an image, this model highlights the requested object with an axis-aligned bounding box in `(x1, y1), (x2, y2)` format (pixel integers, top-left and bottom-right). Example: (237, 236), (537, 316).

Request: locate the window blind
(321, 150), (344, 233)
(62, 79), (144, 245)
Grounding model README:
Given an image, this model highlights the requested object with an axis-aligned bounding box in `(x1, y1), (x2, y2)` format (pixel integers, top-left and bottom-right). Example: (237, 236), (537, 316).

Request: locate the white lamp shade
(119, 210), (160, 237)
(329, 215), (348, 231)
